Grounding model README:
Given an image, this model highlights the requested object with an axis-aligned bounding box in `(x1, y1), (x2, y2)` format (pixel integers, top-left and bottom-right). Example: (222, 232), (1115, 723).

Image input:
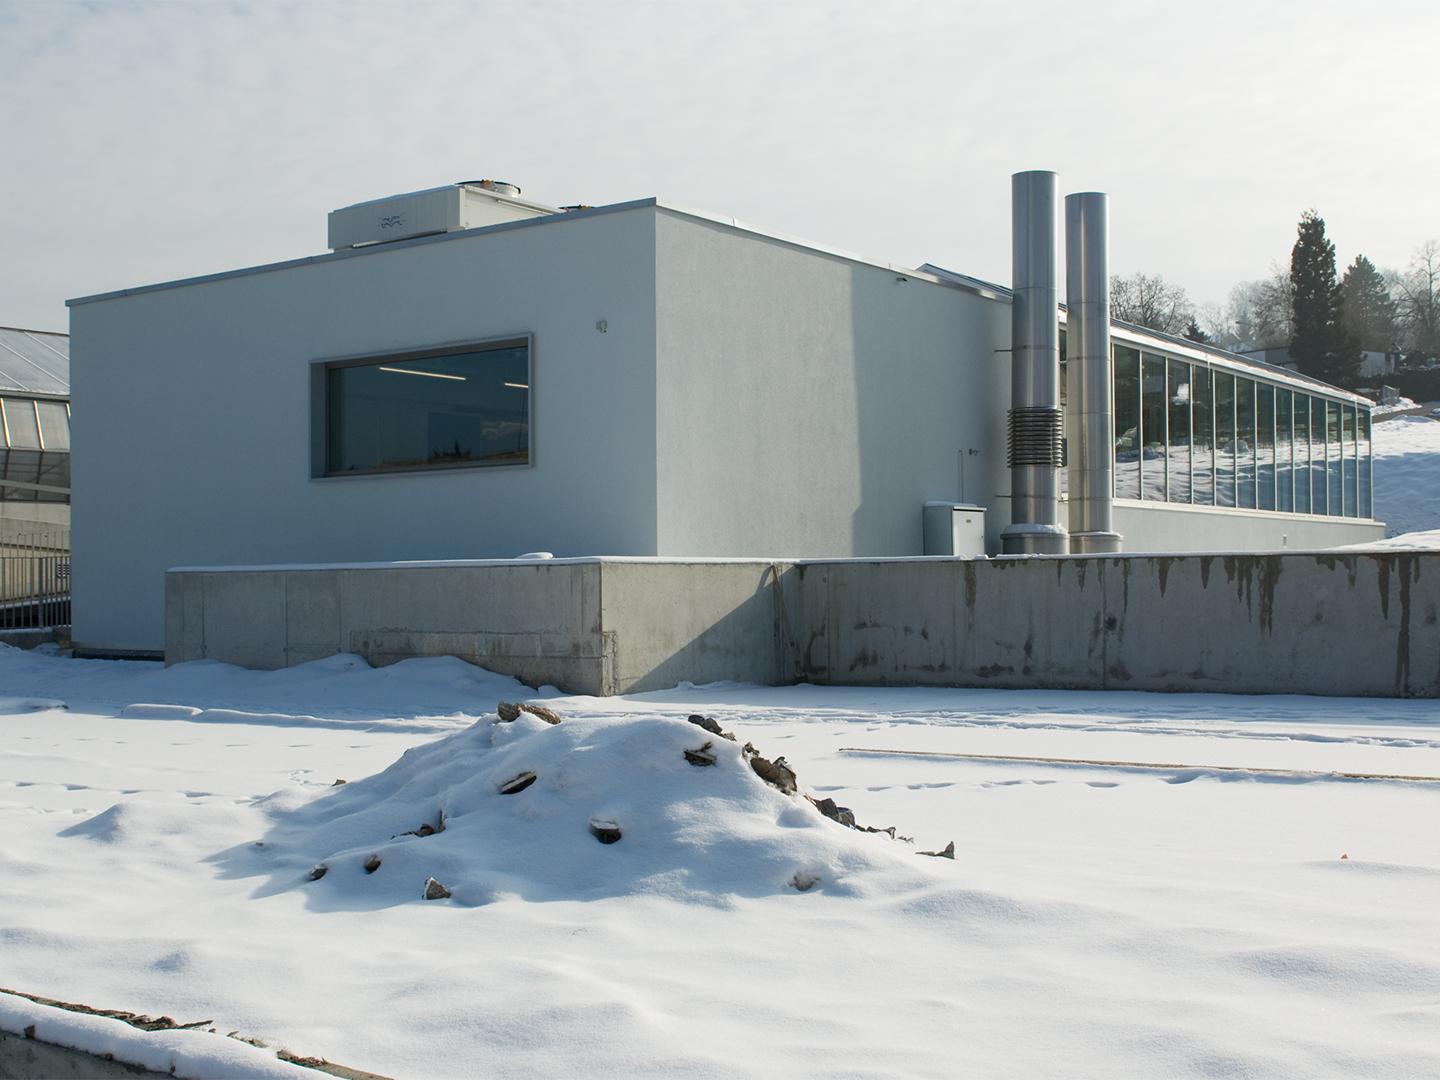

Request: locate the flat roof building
(67, 176), (1383, 656)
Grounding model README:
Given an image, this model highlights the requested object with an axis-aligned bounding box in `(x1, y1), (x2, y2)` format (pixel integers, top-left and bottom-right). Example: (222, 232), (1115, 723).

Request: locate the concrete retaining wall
(168, 551), (1440, 698)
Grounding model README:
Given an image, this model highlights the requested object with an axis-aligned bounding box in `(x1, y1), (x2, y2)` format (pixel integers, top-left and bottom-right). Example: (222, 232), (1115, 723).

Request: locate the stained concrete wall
(0, 1027), (169, 1078)
(801, 553), (1437, 698)
(166, 560), (609, 692)
(169, 551), (1440, 698)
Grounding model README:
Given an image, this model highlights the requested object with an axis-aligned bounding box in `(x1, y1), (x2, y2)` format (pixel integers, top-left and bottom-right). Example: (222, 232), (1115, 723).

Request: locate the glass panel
(34, 452), (69, 503)
(1359, 410), (1373, 518)
(1166, 360), (1191, 503)
(1276, 389), (1293, 513)
(1343, 405), (1358, 518)
(1141, 353), (1167, 501)
(1113, 345), (1141, 499)
(1236, 378), (1256, 509)
(1326, 401), (1342, 515)
(326, 343), (531, 474)
(1191, 366), (1214, 505)
(1, 449), (42, 502)
(35, 401), (69, 451)
(1215, 372), (1236, 507)
(2, 399), (40, 449)
(1295, 396), (1312, 514)
(1257, 383), (1276, 511)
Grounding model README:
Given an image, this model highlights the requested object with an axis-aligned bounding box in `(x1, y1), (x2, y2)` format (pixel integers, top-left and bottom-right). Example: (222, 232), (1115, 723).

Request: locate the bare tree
(1226, 267), (1293, 351)
(1196, 301), (1239, 349)
(1394, 240), (1440, 361)
(1109, 273), (1194, 335)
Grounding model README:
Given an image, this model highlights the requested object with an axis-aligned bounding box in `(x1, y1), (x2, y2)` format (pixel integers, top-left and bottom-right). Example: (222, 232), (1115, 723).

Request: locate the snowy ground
(1372, 414), (1440, 541)
(2, 647), (1439, 1078)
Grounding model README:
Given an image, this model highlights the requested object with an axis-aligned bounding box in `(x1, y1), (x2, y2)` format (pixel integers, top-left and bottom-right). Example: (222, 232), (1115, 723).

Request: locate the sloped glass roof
(0, 328), (69, 397)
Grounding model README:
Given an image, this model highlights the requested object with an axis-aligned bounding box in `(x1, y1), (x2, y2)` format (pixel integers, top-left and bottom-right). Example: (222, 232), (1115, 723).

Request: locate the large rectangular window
(1276, 389), (1293, 513)
(1295, 395), (1313, 514)
(1359, 409), (1373, 518)
(321, 339), (531, 476)
(1215, 372), (1236, 507)
(1257, 383), (1276, 511)
(1104, 345), (1372, 520)
(1236, 378), (1256, 509)
(1326, 401), (1342, 515)
(1114, 345), (1141, 498)
(1167, 360), (1191, 503)
(1141, 353), (1167, 501)
(1343, 405), (1359, 518)
(1191, 367), (1214, 505)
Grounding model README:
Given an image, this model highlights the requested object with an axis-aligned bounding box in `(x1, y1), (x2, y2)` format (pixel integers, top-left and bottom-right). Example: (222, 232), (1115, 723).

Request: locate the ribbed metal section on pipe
(1064, 192), (1122, 553)
(1001, 170), (1068, 555)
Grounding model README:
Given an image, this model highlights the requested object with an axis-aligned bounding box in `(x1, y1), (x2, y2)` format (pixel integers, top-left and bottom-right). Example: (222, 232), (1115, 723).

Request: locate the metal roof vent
(327, 180), (557, 251)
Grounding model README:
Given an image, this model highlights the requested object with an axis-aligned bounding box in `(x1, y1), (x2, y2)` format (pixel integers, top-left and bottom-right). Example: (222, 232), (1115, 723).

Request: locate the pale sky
(4, 0), (1438, 333)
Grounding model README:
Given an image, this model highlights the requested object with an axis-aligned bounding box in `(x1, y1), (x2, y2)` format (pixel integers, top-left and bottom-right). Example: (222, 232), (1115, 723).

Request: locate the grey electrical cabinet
(923, 502), (986, 556)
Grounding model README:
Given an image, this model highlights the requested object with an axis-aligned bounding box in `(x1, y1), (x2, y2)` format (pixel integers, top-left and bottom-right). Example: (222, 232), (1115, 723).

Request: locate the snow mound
(244, 713), (939, 907)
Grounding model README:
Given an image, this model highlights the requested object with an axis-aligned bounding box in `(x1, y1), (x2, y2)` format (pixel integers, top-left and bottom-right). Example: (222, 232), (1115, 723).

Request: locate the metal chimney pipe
(1000, 171), (1068, 555)
(1065, 192), (1123, 553)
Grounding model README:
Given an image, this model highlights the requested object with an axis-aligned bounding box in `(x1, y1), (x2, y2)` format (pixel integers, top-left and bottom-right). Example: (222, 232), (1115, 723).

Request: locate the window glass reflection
(1359, 410), (1373, 518)
(1236, 378), (1256, 509)
(1215, 372), (1236, 507)
(326, 343), (530, 475)
(1114, 345), (1141, 499)
(1326, 402), (1342, 515)
(1294, 396), (1311, 513)
(1141, 354), (1167, 501)
(1191, 367), (1214, 505)
(1167, 360), (1191, 503)
(1276, 389), (1293, 512)
(1257, 383), (1275, 511)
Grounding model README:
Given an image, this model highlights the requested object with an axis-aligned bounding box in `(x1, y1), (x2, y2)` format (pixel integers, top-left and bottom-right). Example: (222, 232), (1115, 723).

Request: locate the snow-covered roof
(0, 326), (69, 398)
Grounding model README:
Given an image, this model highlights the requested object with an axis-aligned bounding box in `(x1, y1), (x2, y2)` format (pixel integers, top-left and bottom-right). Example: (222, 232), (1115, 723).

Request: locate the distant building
(67, 176), (1382, 656)
(1237, 346), (1400, 381)
(0, 327), (70, 541)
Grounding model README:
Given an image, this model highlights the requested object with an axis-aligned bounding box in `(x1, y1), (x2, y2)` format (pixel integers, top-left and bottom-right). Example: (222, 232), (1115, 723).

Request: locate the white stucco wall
(1114, 501), (1385, 552)
(70, 207), (660, 652)
(653, 210), (1012, 557)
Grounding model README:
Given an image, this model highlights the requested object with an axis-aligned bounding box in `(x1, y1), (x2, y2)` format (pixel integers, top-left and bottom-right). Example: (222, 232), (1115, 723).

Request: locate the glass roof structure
(0, 329), (69, 503)
(0, 327), (70, 397)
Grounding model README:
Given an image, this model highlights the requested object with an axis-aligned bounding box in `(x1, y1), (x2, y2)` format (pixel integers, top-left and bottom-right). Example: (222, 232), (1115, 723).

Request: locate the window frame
(310, 334), (534, 480)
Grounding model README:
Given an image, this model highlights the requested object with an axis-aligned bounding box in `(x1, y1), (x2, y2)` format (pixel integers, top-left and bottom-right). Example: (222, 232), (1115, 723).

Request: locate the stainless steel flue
(1065, 193), (1123, 553)
(1000, 171), (1069, 555)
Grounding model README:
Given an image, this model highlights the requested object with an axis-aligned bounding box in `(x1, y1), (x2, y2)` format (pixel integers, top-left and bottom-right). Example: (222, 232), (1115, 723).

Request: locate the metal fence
(0, 527), (70, 630)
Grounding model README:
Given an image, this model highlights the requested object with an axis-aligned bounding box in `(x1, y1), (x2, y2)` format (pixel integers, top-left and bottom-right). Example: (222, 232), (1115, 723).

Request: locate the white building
(67, 178), (1382, 656)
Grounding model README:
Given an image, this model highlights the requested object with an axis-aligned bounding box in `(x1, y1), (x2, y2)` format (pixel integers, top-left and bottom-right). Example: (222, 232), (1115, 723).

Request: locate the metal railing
(0, 526), (70, 630)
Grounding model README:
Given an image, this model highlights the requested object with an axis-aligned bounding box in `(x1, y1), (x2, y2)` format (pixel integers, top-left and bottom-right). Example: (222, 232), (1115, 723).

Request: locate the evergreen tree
(1289, 210), (1359, 386)
(1183, 318), (1212, 344)
(1339, 254), (1397, 353)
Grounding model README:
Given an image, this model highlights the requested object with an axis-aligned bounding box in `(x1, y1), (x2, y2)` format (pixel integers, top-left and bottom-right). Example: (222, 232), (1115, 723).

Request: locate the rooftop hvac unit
(327, 181), (558, 251)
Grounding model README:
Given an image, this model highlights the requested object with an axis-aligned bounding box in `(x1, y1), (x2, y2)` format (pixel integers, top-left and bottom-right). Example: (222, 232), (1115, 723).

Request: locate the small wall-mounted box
(923, 502), (986, 556)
